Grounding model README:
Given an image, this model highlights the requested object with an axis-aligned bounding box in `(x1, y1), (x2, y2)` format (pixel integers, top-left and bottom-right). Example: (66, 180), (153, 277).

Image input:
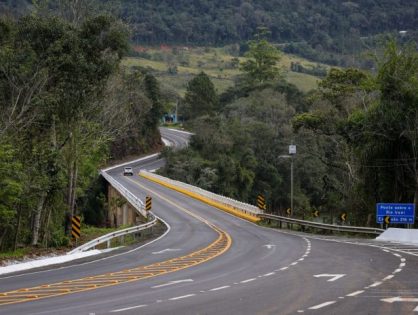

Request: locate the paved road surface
(1, 128), (417, 315)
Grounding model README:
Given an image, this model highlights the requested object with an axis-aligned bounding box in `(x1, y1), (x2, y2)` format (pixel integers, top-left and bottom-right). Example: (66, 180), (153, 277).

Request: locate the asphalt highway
(0, 128), (417, 315)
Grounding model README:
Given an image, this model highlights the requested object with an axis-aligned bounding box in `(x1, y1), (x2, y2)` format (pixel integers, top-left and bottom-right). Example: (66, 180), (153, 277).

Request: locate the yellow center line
(0, 177), (232, 307)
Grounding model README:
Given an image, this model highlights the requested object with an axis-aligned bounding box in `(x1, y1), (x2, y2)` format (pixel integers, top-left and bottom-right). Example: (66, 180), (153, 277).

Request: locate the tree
(183, 72), (218, 120)
(240, 29), (282, 85)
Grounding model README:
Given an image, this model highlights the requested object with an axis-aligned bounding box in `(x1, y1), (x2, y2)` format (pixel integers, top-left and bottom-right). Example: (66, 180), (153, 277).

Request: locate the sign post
(376, 203), (415, 227)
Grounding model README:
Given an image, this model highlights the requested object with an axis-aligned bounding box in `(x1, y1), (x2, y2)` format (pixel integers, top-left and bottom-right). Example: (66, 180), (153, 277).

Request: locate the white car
(123, 167), (134, 176)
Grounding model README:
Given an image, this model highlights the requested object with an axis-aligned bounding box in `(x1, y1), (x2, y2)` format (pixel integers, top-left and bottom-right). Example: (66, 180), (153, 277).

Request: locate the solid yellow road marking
(0, 180), (232, 307)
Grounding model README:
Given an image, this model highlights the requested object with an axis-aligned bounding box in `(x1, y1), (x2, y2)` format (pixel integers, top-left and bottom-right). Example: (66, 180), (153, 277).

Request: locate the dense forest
(0, 7), (164, 251)
(160, 36), (418, 227)
(2, 0), (418, 66)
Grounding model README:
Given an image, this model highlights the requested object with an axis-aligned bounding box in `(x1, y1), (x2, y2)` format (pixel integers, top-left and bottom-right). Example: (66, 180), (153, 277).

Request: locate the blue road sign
(376, 203), (415, 224)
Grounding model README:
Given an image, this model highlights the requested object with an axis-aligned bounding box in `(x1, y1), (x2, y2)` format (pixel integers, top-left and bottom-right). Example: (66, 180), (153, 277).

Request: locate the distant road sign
(340, 212), (347, 222)
(376, 203), (415, 224)
(384, 216), (391, 225)
(286, 208), (292, 216)
(312, 210), (319, 217)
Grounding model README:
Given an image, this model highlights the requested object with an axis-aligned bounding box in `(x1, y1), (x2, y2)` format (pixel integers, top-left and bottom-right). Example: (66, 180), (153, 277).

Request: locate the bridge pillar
(107, 184), (146, 228)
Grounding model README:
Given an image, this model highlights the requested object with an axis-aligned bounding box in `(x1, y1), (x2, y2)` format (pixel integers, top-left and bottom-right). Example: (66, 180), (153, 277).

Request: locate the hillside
(124, 46), (325, 95)
(3, 0), (418, 66)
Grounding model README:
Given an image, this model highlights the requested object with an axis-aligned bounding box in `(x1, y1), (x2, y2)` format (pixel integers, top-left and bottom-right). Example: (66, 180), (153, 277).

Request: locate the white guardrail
(100, 170), (148, 218)
(140, 171), (263, 216)
(260, 213), (385, 235)
(68, 213), (158, 254)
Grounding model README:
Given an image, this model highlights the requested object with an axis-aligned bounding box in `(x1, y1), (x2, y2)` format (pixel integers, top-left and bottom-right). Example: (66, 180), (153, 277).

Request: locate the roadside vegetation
(159, 33), (418, 228)
(0, 6), (164, 253)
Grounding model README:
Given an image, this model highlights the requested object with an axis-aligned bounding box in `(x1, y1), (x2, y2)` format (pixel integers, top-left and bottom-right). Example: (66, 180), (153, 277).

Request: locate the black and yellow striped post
(145, 196), (152, 211)
(71, 216), (81, 241)
(257, 194), (267, 210)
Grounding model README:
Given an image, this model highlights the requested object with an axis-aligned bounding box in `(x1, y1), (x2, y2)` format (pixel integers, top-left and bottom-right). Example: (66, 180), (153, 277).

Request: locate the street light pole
(289, 145), (296, 215)
(290, 155), (294, 214)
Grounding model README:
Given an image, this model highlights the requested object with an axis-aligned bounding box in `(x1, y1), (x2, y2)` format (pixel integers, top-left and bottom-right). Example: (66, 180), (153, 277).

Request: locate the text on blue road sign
(376, 203), (415, 224)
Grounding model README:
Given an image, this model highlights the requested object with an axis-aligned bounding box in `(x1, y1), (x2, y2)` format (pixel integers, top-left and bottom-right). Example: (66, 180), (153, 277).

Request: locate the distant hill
(2, 0), (417, 66)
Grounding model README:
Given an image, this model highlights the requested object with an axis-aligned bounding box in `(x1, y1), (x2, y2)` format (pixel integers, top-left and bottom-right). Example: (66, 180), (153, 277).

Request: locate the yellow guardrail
(140, 171), (260, 223)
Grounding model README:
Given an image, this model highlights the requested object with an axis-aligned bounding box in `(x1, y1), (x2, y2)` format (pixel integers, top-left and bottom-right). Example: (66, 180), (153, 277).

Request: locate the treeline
(3, 1), (418, 66)
(0, 12), (163, 251)
(160, 38), (418, 227)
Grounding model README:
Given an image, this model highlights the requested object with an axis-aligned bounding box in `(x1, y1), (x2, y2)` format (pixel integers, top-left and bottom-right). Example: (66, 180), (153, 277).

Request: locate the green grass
(0, 248), (31, 260)
(124, 46), (328, 95)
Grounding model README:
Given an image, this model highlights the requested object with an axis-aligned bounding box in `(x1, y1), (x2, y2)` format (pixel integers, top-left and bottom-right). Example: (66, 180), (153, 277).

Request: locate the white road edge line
(308, 301), (337, 310)
(209, 285), (230, 291)
(370, 281), (382, 287)
(346, 290), (364, 297)
(110, 305), (147, 312)
(169, 294), (196, 301)
(240, 278), (256, 283)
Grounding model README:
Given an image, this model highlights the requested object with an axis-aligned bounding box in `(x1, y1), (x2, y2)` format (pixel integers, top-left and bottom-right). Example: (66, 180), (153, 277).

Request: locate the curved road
(0, 128), (417, 315)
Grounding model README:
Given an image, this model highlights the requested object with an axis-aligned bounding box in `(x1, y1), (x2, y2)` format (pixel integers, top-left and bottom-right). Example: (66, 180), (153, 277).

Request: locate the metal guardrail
(140, 171), (263, 217)
(260, 213), (385, 235)
(100, 170), (147, 218)
(68, 213), (158, 254)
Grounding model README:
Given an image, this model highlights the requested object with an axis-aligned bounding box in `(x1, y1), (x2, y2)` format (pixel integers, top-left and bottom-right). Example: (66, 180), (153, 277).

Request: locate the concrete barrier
(140, 171), (261, 223)
(376, 228), (418, 245)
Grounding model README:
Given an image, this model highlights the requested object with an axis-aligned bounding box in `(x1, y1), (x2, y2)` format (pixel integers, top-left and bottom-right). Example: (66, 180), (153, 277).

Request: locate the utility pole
(289, 145), (296, 214)
(279, 144), (297, 216)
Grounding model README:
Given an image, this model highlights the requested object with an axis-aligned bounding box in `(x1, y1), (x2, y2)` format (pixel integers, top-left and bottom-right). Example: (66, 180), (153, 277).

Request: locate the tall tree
(183, 72), (218, 120)
(240, 28), (282, 85)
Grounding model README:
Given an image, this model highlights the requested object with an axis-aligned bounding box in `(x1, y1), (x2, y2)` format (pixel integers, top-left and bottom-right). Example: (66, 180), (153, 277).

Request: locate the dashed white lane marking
(414, 305), (418, 312)
(346, 290), (364, 297)
(394, 268), (402, 273)
(297, 310), (304, 313)
(169, 294), (196, 301)
(280, 267), (288, 270)
(110, 305), (147, 312)
(383, 275), (394, 281)
(262, 272), (275, 277)
(209, 285), (230, 291)
(240, 278), (256, 283)
(401, 258), (406, 262)
(400, 262), (406, 267)
(308, 301), (337, 310)
(369, 281), (382, 288)
(290, 262), (298, 266)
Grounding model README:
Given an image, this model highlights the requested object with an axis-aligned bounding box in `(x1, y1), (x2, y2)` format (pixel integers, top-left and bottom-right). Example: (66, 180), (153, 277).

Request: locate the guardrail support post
(107, 240), (111, 249)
